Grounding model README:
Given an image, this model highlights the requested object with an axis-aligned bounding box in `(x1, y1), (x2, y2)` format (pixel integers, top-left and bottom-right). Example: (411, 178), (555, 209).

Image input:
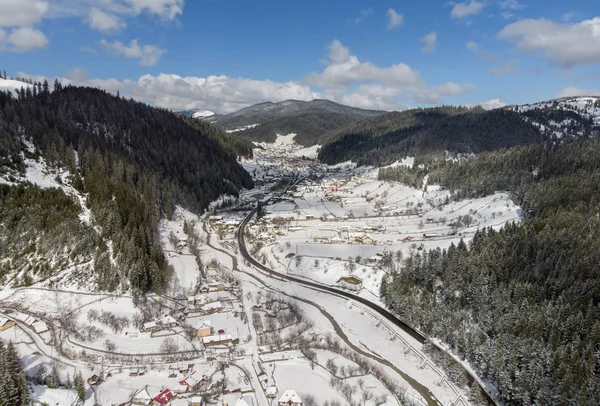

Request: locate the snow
(226, 123), (260, 133)
(0, 78), (32, 94)
(192, 110), (215, 118)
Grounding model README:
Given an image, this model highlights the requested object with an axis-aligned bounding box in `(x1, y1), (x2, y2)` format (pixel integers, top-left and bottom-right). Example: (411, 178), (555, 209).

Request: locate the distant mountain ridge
(317, 97), (600, 166)
(200, 99), (386, 146)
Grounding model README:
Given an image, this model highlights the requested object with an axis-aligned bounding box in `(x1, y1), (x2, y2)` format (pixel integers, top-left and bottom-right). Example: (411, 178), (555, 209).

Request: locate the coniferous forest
(0, 340), (29, 406)
(0, 83), (253, 295)
(380, 138), (600, 405)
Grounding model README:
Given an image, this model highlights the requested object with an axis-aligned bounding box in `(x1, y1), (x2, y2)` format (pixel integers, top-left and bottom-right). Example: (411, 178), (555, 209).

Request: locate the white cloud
(556, 87), (600, 98)
(451, 0), (486, 19)
(305, 40), (423, 90)
(5, 27), (49, 52)
(100, 38), (165, 66)
(0, 0), (49, 27)
(489, 59), (517, 75)
(479, 98), (508, 109)
(497, 17), (600, 67)
(387, 9), (404, 30)
(498, 0), (524, 10)
(88, 8), (126, 34)
(466, 41), (479, 51)
(421, 32), (437, 52)
(17, 39), (476, 112)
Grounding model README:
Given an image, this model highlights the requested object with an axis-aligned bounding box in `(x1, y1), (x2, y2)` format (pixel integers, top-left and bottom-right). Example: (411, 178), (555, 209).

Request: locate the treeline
(0, 340), (29, 405)
(0, 183), (98, 286)
(380, 137), (600, 405)
(318, 106), (543, 166)
(0, 83), (253, 294)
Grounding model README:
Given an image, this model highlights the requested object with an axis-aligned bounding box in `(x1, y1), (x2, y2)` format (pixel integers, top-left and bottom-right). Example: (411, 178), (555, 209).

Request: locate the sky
(0, 0), (599, 113)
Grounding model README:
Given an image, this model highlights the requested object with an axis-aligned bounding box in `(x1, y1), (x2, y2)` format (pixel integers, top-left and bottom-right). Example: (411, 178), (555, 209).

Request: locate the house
(423, 233), (438, 238)
(196, 320), (212, 338)
(360, 235), (375, 245)
(278, 389), (302, 406)
(133, 387), (153, 405)
(177, 371), (203, 393)
(266, 386), (278, 398)
(188, 396), (203, 406)
(32, 320), (48, 334)
(0, 318), (15, 332)
(152, 389), (175, 405)
(142, 321), (158, 332)
(202, 333), (233, 347)
(202, 301), (223, 314)
(336, 276), (363, 291)
(209, 215), (223, 221)
(159, 315), (178, 329)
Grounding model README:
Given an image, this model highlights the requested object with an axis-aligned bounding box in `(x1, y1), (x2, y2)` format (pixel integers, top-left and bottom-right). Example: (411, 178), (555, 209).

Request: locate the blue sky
(1, 0), (599, 112)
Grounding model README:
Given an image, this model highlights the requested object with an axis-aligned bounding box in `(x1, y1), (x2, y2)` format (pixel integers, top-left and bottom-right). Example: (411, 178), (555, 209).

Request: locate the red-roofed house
(152, 389), (174, 405)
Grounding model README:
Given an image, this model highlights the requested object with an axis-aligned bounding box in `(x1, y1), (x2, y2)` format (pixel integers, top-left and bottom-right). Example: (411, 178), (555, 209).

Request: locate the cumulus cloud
(421, 32), (437, 52)
(0, 0), (50, 52)
(451, 0), (486, 19)
(387, 9), (404, 30)
(100, 39), (165, 66)
(479, 98), (508, 109)
(556, 87), (600, 98)
(305, 40), (423, 90)
(497, 17), (600, 67)
(3, 27), (49, 52)
(0, 0), (49, 27)
(88, 8), (126, 34)
(17, 39), (476, 113)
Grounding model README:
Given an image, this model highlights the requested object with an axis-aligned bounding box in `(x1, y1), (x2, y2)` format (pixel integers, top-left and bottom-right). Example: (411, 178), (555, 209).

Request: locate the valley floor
(0, 133), (519, 406)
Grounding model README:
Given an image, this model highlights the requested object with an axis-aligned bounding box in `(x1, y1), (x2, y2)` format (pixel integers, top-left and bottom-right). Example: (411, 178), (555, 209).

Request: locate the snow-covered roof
(160, 315), (177, 325)
(143, 321), (157, 329)
(266, 386), (277, 395)
(278, 389), (302, 403)
(202, 333), (233, 344)
(133, 387), (153, 401)
(203, 301), (222, 310)
(235, 399), (250, 406)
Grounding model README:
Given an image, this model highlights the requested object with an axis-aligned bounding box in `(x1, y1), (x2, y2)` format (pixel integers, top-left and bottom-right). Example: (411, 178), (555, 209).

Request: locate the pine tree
(74, 370), (86, 401)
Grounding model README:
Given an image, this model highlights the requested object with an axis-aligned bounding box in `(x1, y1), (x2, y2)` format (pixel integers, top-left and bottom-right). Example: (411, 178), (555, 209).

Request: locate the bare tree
(104, 339), (116, 351)
(160, 337), (179, 354)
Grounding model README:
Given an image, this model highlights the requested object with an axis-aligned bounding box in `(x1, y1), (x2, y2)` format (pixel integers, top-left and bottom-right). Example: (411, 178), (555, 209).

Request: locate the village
(0, 133), (520, 406)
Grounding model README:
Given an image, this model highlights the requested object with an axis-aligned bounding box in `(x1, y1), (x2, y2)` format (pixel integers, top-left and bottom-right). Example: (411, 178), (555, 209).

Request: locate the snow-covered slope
(192, 109), (215, 119)
(507, 96), (600, 138)
(0, 78), (32, 94)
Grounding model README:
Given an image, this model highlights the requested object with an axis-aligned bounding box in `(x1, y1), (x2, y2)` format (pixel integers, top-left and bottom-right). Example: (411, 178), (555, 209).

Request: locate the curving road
(237, 205), (498, 406)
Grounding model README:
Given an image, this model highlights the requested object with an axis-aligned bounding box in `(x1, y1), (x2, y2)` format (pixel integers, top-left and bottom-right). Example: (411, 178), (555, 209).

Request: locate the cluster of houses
(0, 311), (49, 340)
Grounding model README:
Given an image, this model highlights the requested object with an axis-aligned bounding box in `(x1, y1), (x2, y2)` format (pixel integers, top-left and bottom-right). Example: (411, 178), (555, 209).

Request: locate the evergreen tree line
(0, 183), (98, 286)
(0, 84), (254, 294)
(380, 137), (600, 405)
(318, 106), (545, 166)
(0, 340), (29, 406)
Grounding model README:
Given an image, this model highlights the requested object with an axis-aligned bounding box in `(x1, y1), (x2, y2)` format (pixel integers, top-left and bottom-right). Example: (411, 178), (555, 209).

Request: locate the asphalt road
(237, 205), (498, 406)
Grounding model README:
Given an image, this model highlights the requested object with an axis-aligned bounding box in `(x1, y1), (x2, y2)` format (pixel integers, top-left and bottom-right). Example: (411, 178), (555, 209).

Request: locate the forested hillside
(0, 83), (253, 295)
(318, 106), (543, 166)
(380, 138), (600, 406)
(204, 99), (385, 146)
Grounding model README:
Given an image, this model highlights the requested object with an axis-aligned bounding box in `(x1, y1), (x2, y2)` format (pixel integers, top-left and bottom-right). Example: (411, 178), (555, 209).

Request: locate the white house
(278, 389), (302, 406)
(336, 276), (363, 291)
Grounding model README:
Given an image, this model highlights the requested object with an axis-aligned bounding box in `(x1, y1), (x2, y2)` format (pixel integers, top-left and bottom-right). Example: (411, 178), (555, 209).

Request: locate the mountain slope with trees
(380, 137), (600, 406)
(202, 99), (385, 146)
(318, 106), (544, 166)
(0, 83), (253, 296)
